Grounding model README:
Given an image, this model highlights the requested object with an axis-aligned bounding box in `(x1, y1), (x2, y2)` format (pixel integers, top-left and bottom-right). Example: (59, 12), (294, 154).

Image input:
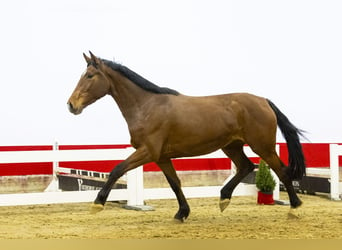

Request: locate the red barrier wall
(0, 146), (52, 176)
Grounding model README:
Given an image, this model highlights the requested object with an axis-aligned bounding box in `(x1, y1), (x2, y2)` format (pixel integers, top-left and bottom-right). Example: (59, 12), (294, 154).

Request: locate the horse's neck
(107, 70), (153, 123)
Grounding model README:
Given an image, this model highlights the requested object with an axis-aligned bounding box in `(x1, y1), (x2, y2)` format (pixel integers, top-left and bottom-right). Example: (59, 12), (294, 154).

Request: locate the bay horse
(67, 51), (306, 222)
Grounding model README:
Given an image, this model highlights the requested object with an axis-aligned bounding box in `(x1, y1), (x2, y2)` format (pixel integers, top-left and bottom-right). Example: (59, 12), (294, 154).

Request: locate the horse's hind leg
(157, 159), (190, 222)
(257, 149), (302, 209)
(219, 143), (256, 212)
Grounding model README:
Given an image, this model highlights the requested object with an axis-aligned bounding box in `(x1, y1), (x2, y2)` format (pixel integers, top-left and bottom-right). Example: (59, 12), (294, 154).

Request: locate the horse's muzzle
(67, 102), (82, 115)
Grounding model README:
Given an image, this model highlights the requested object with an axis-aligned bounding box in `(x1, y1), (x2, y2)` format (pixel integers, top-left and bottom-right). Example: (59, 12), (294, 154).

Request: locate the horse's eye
(87, 74), (93, 79)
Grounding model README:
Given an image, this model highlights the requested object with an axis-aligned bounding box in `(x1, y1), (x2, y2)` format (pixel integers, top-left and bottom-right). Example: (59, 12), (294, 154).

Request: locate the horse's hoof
(90, 203), (104, 214)
(174, 214), (188, 223)
(173, 217), (185, 223)
(219, 198), (230, 212)
(288, 208), (301, 219)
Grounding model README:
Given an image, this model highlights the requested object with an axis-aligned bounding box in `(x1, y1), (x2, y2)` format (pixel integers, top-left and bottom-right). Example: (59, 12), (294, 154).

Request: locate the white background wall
(0, 0), (341, 145)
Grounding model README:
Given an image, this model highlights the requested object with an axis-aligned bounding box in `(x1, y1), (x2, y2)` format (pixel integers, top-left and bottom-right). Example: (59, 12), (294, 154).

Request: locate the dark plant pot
(257, 191), (274, 205)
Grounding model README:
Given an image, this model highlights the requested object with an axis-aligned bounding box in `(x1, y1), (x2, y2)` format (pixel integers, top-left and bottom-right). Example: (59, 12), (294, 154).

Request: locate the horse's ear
(89, 51), (101, 67)
(83, 53), (91, 64)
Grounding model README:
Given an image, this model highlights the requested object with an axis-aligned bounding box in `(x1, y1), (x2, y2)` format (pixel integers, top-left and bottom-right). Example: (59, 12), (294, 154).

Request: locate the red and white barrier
(0, 146), (135, 206)
(0, 144), (266, 206)
(0, 143), (340, 207)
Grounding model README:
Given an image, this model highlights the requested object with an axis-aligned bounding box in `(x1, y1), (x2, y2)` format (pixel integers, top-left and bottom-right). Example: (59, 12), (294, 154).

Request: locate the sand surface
(0, 192), (341, 239)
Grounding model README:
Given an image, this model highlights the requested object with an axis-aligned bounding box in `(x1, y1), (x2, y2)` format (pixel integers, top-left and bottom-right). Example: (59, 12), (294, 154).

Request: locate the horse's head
(67, 51), (111, 115)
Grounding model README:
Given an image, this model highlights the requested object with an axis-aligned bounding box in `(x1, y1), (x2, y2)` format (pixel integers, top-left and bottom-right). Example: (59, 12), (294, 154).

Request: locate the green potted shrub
(255, 159), (276, 205)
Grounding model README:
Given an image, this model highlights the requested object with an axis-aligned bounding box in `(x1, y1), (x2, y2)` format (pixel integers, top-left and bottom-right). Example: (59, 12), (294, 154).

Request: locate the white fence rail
(0, 143), (297, 207)
(0, 147), (137, 206)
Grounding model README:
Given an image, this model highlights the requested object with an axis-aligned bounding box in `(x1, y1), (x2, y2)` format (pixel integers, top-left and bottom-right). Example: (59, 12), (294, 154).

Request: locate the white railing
(0, 146), (136, 206)
(0, 144), (281, 207)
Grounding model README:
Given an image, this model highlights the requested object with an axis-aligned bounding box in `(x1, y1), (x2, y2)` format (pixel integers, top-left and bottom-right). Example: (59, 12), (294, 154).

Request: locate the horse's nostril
(67, 102), (74, 111)
(67, 101), (82, 115)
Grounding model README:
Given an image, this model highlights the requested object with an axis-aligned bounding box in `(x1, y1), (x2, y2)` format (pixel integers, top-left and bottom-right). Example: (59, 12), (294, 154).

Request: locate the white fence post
(329, 144), (341, 200)
(125, 166), (154, 210)
(271, 145), (280, 200)
(126, 166), (144, 206)
(44, 141), (60, 192)
(271, 169), (280, 200)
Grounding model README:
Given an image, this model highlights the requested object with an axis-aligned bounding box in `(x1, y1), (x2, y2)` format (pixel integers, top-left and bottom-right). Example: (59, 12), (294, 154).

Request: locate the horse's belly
(164, 132), (236, 158)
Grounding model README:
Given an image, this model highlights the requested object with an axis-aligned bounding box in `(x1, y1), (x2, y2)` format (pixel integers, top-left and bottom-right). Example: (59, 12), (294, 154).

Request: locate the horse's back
(168, 92), (274, 125)
(183, 92), (277, 144)
(172, 92), (272, 120)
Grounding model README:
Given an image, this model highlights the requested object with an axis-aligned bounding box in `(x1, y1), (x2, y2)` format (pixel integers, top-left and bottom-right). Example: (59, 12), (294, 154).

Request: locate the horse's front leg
(91, 148), (151, 213)
(157, 159), (190, 222)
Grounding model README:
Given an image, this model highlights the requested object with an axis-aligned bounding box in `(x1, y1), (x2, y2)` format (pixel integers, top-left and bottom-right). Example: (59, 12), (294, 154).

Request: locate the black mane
(101, 59), (180, 96)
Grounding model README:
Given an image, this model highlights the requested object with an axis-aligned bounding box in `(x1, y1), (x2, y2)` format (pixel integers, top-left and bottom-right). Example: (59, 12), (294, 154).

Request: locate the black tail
(267, 99), (306, 180)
